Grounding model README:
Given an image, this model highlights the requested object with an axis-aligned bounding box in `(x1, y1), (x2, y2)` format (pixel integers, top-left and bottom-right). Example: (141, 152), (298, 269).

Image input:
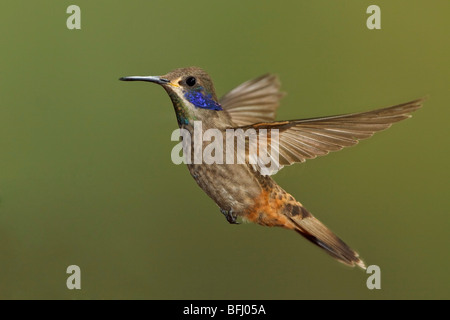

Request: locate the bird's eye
(186, 76), (196, 87)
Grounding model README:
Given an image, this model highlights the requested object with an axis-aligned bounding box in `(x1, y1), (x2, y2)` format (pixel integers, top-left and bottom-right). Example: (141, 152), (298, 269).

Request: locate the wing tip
(401, 96), (426, 113)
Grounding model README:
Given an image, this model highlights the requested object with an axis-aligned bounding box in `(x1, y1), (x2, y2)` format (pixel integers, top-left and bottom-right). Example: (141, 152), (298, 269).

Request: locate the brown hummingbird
(120, 67), (423, 269)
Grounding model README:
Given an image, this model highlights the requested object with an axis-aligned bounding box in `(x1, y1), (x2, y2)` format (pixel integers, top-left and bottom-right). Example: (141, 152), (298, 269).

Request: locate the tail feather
(287, 205), (366, 269)
(245, 186), (366, 269)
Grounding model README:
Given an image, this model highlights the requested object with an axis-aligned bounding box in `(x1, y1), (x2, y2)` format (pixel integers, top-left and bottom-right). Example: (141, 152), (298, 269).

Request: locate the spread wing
(235, 98), (424, 174)
(220, 74), (285, 126)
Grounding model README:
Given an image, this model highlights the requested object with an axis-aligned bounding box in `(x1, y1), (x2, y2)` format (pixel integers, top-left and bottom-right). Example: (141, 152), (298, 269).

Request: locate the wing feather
(220, 74), (285, 126)
(236, 98), (424, 173)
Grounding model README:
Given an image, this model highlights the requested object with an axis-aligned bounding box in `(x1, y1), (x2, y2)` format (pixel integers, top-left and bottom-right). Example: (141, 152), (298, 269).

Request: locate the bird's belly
(187, 163), (261, 213)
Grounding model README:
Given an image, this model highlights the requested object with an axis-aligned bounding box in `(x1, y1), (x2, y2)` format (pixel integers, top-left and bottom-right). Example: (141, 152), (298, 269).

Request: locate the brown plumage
(120, 67), (424, 269)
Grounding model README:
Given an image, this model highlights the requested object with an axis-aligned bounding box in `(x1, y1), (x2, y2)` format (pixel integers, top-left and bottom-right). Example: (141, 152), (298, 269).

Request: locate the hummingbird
(120, 67), (423, 269)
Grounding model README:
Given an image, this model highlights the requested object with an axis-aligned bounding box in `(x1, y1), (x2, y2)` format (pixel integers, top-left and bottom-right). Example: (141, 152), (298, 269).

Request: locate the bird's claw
(220, 208), (240, 224)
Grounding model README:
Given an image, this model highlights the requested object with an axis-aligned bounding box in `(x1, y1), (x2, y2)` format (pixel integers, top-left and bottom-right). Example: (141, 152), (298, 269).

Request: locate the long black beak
(119, 75), (170, 85)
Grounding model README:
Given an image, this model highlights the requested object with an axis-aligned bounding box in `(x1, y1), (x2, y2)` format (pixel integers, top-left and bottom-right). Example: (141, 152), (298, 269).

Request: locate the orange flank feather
(244, 189), (296, 228)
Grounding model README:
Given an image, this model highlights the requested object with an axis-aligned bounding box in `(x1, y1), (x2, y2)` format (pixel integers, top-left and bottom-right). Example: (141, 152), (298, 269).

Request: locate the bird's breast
(180, 122), (270, 213)
(187, 162), (262, 213)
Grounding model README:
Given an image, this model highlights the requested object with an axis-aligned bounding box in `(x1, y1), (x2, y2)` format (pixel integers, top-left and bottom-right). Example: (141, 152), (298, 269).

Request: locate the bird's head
(120, 67), (223, 126)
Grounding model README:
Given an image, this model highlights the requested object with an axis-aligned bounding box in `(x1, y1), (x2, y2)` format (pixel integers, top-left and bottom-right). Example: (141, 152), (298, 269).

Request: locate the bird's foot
(220, 208), (240, 224)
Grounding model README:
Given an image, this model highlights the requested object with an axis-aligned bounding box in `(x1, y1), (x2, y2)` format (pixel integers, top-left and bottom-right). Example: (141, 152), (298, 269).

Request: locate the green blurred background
(0, 0), (449, 299)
